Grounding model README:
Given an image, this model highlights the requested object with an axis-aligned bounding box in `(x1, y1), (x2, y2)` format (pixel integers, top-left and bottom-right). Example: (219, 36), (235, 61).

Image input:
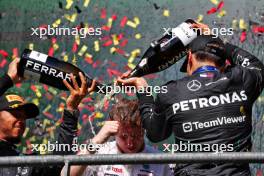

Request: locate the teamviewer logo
(182, 122), (193, 133)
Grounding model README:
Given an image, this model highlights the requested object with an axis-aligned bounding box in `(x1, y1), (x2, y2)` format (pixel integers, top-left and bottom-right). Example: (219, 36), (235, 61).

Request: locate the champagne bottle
(128, 19), (199, 77)
(18, 49), (106, 93)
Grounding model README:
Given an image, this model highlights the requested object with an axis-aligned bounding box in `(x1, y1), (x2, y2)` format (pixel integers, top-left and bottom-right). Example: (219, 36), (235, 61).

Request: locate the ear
(188, 50), (192, 67)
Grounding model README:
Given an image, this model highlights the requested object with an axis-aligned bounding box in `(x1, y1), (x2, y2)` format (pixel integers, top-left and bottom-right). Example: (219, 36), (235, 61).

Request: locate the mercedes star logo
(187, 80), (202, 91)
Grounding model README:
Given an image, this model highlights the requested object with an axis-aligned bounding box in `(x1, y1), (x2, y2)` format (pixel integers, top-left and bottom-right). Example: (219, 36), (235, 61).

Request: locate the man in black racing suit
(0, 58), (94, 176)
(117, 24), (264, 175)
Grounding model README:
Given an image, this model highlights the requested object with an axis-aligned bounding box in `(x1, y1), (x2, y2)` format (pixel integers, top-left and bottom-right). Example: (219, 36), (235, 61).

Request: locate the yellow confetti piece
(232, 19), (238, 30)
(239, 19), (247, 30)
(72, 54), (77, 66)
(53, 43), (59, 51)
(127, 20), (137, 28)
(48, 87), (58, 95)
(135, 33), (141, 39)
(210, 0), (219, 5)
(78, 123), (82, 130)
(65, 0), (73, 9)
(78, 45), (88, 56)
(29, 43), (34, 50)
(128, 63), (136, 69)
(197, 14), (204, 23)
(112, 35), (119, 45)
(52, 19), (61, 28)
(36, 90), (42, 98)
(83, 0), (90, 7)
(95, 112), (104, 118)
(163, 10), (170, 17)
(30, 136), (36, 142)
(217, 10), (226, 18)
(32, 98), (39, 106)
(128, 55), (135, 63)
(133, 17), (140, 25)
(94, 41), (100, 52)
(75, 35), (80, 45)
(85, 53), (93, 59)
(110, 47), (116, 54)
(43, 105), (51, 113)
(23, 127), (29, 138)
(131, 49), (141, 57)
(43, 138), (48, 145)
(43, 119), (51, 128)
(63, 55), (69, 62)
(107, 18), (113, 28)
(65, 13), (77, 23)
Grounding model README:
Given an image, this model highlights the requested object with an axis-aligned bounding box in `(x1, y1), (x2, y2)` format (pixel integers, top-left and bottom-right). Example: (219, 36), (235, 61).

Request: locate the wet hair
(109, 97), (141, 127)
(193, 51), (225, 67)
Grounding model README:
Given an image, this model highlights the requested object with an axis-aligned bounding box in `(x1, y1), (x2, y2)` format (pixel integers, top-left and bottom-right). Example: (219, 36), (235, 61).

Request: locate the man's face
(115, 123), (144, 153)
(0, 109), (27, 143)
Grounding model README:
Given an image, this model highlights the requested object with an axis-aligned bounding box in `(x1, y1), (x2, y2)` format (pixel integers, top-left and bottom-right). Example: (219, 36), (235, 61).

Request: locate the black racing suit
(0, 74), (79, 176)
(137, 43), (264, 176)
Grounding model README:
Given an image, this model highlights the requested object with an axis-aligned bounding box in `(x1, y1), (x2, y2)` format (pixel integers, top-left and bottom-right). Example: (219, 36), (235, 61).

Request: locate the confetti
(120, 16), (128, 27)
(126, 20), (137, 28)
(78, 45), (88, 56)
(65, 0), (73, 9)
(101, 8), (107, 19)
(12, 48), (18, 59)
(217, 10), (226, 18)
(83, 0), (90, 7)
(239, 19), (247, 30)
(52, 19), (61, 28)
(240, 30), (247, 43)
(29, 43), (34, 50)
(197, 14), (204, 23)
(0, 50), (8, 58)
(210, 0), (219, 5)
(232, 19), (238, 30)
(135, 33), (141, 39)
(163, 10), (170, 17)
(94, 40), (100, 52)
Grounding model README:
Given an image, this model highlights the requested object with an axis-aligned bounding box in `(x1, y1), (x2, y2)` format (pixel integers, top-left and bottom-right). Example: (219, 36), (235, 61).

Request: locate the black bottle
(128, 19), (199, 77)
(19, 49), (106, 93)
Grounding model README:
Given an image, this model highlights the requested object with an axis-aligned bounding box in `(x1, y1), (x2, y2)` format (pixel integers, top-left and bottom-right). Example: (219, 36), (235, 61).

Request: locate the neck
(191, 62), (217, 75)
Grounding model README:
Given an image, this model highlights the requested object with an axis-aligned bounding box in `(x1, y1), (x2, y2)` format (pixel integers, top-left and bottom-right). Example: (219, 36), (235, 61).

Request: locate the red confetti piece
(31, 85), (37, 92)
(0, 50), (8, 58)
(72, 42), (78, 53)
(116, 48), (125, 55)
(48, 47), (54, 56)
(15, 83), (22, 88)
(103, 100), (109, 111)
(85, 56), (93, 64)
(102, 40), (113, 47)
(107, 69), (122, 78)
(43, 112), (54, 119)
(252, 26), (264, 33)
(112, 14), (117, 20)
(101, 8), (107, 19)
(217, 1), (224, 10)
(12, 48), (18, 58)
(43, 85), (49, 91)
(117, 33), (124, 40)
(39, 24), (48, 29)
(51, 37), (57, 44)
(101, 36), (111, 41)
(207, 7), (217, 14)
(102, 25), (111, 31)
(120, 16), (128, 27)
(120, 39), (128, 47)
(0, 59), (7, 68)
(207, 1), (224, 15)
(240, 31), (247, 43)
(82, 97), (93, 103)
(92, 60), (101, 68)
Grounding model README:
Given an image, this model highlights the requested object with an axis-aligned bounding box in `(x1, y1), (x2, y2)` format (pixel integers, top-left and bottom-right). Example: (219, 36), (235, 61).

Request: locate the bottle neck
(192, 65), (219, 75)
